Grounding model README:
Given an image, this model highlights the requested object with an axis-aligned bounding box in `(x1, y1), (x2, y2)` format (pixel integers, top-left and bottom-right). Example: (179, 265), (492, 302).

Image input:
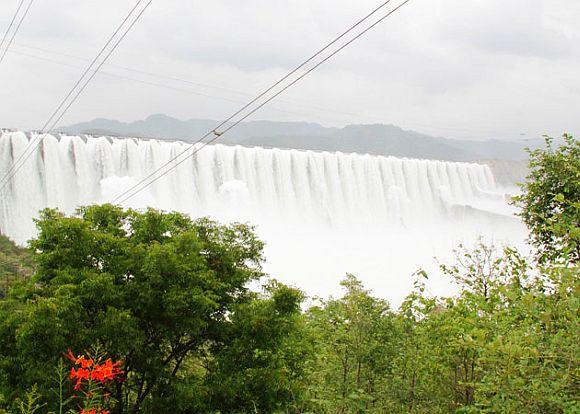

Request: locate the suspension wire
(12, 42), (365, 120)
(115, 0), (413, 205)
(0, 0), (153, 191)
(112, 0), (401, 204)
(0, 0), (35, 66)
(0, 0), (26, 57)
(7, 48), (342, 121)
(10, 43), (504, 136)
(0, 0), (147, 187)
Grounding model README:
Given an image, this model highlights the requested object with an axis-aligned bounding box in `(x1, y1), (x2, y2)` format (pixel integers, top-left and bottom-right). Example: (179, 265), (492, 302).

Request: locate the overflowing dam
(0, 131), (525, 303)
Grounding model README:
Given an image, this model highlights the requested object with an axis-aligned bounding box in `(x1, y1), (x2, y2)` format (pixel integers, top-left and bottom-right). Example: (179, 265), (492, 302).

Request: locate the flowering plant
(65, 349), (123, 414)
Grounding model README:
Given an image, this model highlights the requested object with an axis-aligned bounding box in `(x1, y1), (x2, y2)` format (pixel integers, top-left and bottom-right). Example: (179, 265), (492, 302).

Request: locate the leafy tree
(205, 281), (310, 414)
(302, 244), (578, 413)
(0, 234), (34, 298)
(515, 133), (580, 264)
(393, 244), (579, 413)
(0, 205), (305, 413)
(304, 275), (402, 413)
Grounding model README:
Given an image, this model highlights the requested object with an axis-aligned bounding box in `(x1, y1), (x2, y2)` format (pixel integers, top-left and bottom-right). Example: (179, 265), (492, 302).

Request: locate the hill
(60, 114), (544, 162)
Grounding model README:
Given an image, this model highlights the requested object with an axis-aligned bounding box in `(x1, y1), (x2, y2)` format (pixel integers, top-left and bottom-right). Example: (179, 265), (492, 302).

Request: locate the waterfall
(0, 131), (525, 304)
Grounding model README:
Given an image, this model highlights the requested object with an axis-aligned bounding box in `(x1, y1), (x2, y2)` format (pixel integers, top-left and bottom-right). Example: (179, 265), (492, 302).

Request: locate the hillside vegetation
(0, 234), (33, 297)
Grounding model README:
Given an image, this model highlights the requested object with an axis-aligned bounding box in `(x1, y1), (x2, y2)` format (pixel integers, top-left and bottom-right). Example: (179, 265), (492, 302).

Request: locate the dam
(0, 130), (525, 304)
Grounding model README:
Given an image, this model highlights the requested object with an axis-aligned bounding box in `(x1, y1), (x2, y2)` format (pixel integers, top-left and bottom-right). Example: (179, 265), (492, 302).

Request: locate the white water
(0, 131), (526, 305)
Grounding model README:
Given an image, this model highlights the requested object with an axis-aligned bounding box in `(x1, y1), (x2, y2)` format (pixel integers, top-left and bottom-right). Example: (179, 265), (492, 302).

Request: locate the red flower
(66, 349), (84, 365)
(90, 358), (123, 382)
(66, 349), (123, 413)
(70, 367), (90, 390)
(80, 358), (94, 369)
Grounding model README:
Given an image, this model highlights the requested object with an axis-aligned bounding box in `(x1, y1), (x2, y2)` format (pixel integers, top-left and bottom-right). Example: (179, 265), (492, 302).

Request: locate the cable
(0, 0), (35, 67)
(14, 42), (254, 98)
(10, 44), (506, 136)
(0, 0), (26, 56)
(111, 0), (399, 204)
(114, 0), (413, 205)
(13, 41), (370, 119)
(0, 0), (153, 190)
(0, 0), (147, 187)
(7, 48), (339, 121)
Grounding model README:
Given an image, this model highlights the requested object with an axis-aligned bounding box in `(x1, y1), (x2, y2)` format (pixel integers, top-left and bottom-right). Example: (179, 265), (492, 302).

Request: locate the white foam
(0, 132), (527, 305)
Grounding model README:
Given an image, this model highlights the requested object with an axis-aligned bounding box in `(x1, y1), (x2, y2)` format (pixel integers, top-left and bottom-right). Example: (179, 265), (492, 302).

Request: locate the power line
(12, 41), (371, 120)
(0, 0), (26, 56)
(110, 0), (397, 204)
(11, 43), (507, 136)
(0, 0), (149, 187)
(14, 42), (254, 98)
(0, 0), (35, 67)
(7, 48), (351, 122)
(114, 0), (413, 205)
(9, 43), (507, 136)
(0, 0), (153, 191)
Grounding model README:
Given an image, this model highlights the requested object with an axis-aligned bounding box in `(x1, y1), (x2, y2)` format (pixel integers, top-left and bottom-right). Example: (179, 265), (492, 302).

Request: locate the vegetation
(515, 133), (580, 264)
(0, 234), (34, 298)
(301, 245), (578, 413)
(0, 207), (303, 413)
(0, 133), (578, 413)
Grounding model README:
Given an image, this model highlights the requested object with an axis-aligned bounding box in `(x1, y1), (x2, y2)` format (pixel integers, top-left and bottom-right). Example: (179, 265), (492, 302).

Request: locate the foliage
(0, 233), (34, 298)
(204, 281), (310, 413)
(515, 133), (580, 264)
(15, 386), (45, 414)
(304, 275), (401, 413)
(0, 205), (306, 413)
(302, 248), (578, 413)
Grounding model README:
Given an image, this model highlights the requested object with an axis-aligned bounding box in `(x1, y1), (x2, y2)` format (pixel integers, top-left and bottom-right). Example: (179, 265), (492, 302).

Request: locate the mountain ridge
(59, 113), (542, 162)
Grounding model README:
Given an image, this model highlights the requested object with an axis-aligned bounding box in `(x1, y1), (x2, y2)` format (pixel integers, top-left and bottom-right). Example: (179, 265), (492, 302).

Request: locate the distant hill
(60, 114), (544, 162)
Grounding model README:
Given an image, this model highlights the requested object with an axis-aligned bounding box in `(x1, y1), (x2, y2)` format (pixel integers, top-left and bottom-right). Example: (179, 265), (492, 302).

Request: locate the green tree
(394, 244), (579, 413)
(515, 133), (580, 264)
(0, 205), (304, 413)
(205, 281), (310, 414)
(0, 234), (34, 298)
(304, 275), (401, 413)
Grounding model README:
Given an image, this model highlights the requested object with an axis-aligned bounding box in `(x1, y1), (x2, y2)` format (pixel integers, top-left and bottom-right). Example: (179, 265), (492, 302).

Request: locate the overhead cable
(0, 0), (35, 67)
(114, 0), (413, 205)
(0, 0), (153, 190)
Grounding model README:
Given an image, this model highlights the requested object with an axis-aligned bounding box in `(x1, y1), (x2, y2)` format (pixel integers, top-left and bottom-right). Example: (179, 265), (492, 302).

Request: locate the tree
(394, 245), (579, 413)
(0, 234), (34, 298)
(515, 133), (580, 264)
(304, 275), (402, 413)
(205, 282), (310, 414)
(0, 204), (285, 413)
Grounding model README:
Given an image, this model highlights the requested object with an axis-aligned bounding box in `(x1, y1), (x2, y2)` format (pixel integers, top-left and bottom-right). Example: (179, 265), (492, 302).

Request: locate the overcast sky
(0, 0), (578, 140)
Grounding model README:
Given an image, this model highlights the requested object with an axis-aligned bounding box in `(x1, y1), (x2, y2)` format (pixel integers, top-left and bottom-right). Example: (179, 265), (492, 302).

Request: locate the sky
(0, 0), (578, 141)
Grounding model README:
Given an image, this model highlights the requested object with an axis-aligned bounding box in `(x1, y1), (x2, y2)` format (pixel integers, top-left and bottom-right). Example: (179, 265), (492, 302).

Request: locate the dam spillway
(0, 131), (525, 303)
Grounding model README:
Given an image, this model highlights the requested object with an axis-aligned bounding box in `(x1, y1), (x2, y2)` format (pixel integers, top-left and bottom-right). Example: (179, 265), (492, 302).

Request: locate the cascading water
(0, 131), (526, 304)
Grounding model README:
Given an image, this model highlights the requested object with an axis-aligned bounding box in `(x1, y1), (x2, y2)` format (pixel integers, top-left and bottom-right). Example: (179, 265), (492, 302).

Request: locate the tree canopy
(0, 205), (306, 413)
(515, 133), (580, 264)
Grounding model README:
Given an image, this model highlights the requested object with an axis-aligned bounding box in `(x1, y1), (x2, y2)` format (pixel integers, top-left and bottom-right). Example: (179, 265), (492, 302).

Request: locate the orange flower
(91, 358), (123, 383)
(66, 349), (123, 413)
(70, 367), (91, 390)
(66, 349), (84, 365)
